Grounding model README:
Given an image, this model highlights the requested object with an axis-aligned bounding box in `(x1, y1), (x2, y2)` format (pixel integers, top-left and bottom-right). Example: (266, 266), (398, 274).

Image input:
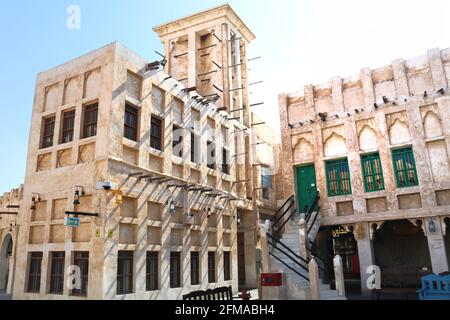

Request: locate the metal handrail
(271, 195), (295, 226)
(267, 233), (310, 267)
(305, 191), (320, 224)
(307, 207), (321, 235)
(269, 252), (309, 282)
(267, 240), (311, 278)
(275, 203), (297, 237)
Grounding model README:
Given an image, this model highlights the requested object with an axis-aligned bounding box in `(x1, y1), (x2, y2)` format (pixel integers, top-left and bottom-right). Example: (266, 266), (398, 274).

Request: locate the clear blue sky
(1, 0), (449, 192)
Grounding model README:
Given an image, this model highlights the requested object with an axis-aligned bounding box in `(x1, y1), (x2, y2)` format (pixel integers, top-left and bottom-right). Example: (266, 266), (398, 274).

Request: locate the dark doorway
(444, 217), (450, 270)
(0, 234), (13, 293)
(373, 219), (432, 288)
(315, 226), (361, 295)
(237, 232), (246, 288)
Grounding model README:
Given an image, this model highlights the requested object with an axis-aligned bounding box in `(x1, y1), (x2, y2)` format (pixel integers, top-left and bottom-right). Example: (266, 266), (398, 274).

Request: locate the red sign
(261, 273), (282, 286)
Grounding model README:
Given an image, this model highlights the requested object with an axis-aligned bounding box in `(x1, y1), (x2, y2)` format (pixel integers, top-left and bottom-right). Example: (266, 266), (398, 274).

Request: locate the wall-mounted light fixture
(73, 186), (85, 205)
(112, 189), (123, 206)
(9, 222), (17, 233)
(30, 193), (41, 210)
(205, 206), (212, 218)
(428, 219), (436, 233)
(168, 197), (176, 214)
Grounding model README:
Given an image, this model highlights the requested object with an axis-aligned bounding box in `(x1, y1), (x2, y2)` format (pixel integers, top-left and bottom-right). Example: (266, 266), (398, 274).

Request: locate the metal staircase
(267, 192), (345, 300)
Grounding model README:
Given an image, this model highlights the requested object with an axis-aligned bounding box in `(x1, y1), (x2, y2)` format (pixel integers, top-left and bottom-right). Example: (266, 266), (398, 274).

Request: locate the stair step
(319, 290), (340, 300)
(281, 234), (299, 239)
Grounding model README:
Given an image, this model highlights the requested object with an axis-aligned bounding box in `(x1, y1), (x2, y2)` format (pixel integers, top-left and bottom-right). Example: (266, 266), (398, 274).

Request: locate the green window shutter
(392, 147), (419, 188)
(361, 153), (385, 192)
(325, 158), (352, 197)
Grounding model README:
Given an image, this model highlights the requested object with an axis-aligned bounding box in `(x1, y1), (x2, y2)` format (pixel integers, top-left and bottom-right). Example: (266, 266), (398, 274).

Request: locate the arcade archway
(0, 234), (13, 293)
(373, 219), (432, 288)
(444, 217), (450, 270)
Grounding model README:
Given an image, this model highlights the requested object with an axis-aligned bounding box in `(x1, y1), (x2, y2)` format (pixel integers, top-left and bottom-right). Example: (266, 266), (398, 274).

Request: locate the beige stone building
(279, 47), (450, 294)
(0, 5), (282, 300)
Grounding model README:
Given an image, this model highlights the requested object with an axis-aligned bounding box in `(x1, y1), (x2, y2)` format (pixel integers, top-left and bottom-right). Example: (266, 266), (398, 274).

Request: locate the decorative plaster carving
(323, 132), (347, 157)
(343, 224), (355, 233)
(356, 118), (376, 137)
(388, 118), (411, 145)
(386, 111), (408, 130)
(408, 218), (426, 236)
(358, 125), (378, 151)
(291, 132), (313, 150)
(322, 125), (345, 143)
(422, 110), (443, 139)
(369, 221), (384, 240)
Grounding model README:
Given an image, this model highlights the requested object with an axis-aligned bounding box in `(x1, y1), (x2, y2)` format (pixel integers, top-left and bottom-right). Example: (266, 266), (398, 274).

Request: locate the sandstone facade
(279, 47), (450, 293)
(0, 5), (281, 300)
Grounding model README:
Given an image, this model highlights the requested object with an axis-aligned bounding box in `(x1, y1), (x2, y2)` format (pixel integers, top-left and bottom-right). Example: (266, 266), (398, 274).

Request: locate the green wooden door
(296, 164), (317, 213)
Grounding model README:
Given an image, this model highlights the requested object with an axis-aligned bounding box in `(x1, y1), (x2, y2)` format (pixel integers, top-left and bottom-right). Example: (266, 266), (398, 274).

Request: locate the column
(405, 101), (436, 208)
(243, 211), (257, 288)
(374, 112), (398, 211)
(187, 32), (197, 89)
(360, 67), (375, 109)
(134, 197), (148, 294)
(354, 222), (375, 295)
(392, 59), (410, 100)
(278, 93), (295, 197)
(427, 48), (448, 91)
(424, 217), (449, 274)
(345, 120), (366, 215)
(331, 77), (345, 113)
(219, 23), (231, 113)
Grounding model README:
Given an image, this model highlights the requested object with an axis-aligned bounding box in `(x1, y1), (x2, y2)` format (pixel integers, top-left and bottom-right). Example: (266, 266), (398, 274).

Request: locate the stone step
(319, 290), (341, 300)
(281, 234), (299, 239)
(277, 242), (299, 248)
(323, 296), (347, 300)
(280, 239), (299, 245)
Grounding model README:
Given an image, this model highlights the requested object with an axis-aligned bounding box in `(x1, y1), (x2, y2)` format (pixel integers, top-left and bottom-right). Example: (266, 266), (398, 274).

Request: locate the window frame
(71, 251), (89, 296)
(222, 147), (230, 174)
(26, 252), (43, 293)
(41, 115), (56, 149)
(208, 251), (216, 283)
(261, 167), (273, 200)
(325, 158), (352, 197)
(190, 251), (200, 286)
(223, 251), (231, 281)
(60, 109), (76, 144)
(169, 252), (181, 288)
(207, 140), (216, 170)
(82, 103), (98, 139)
(146, 251), (158, 291)
(190, 132), (200, 164)
(124, 103), (139, 141)
(49, 251), (65, 294)
(150, 115), (163, 151)
(172, 124), (183, 157)
(392, 147), (419, 188)
(117, 251), (134, 295)
(361, 152), (385, 192)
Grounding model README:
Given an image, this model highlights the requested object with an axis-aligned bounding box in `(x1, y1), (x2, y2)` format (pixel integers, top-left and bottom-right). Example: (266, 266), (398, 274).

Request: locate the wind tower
(153, 4), (256, 127)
